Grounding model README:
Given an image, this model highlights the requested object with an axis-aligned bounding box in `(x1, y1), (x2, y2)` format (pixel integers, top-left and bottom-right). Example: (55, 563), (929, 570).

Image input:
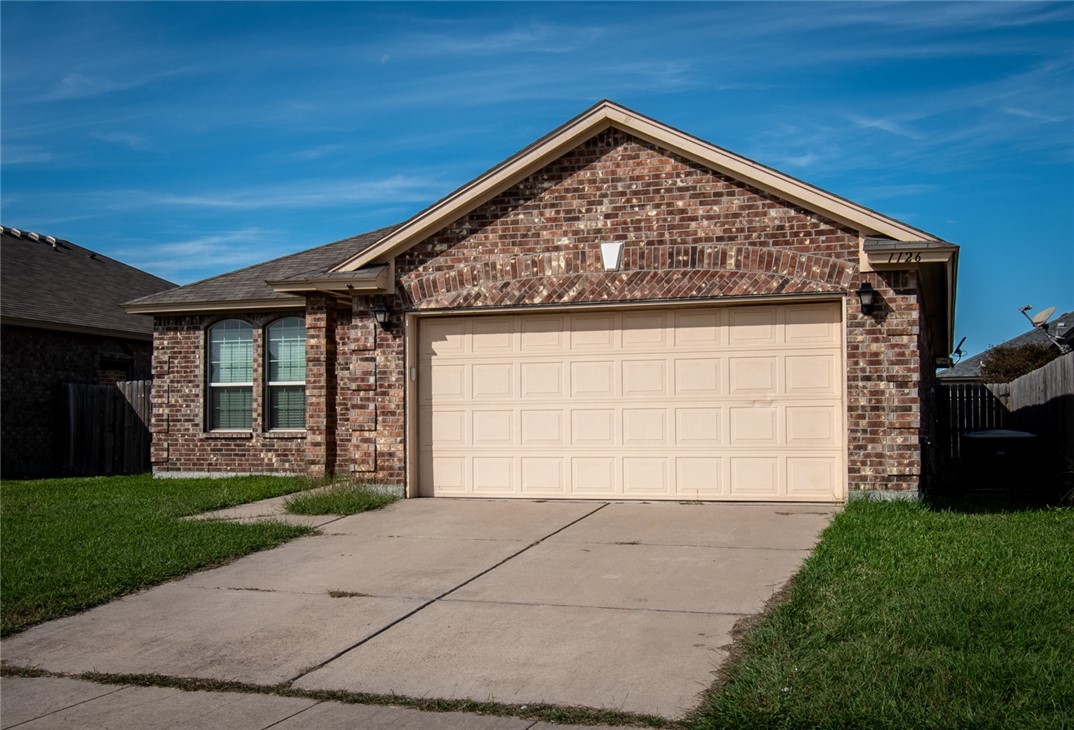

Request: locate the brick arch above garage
(394, 128), (860, 309)
(399, 244), (854, 310)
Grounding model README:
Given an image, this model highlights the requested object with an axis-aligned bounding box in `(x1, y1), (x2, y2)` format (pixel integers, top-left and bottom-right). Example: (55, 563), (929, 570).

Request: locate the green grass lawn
(0, 474), (315, 636)
(691, 499), (1074, 730)
(284, 482), (398, 516)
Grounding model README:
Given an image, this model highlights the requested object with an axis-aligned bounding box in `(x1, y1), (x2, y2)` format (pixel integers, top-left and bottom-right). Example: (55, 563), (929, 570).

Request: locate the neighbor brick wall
(152, 128), (929, 492)
(1, 325), (151, 478)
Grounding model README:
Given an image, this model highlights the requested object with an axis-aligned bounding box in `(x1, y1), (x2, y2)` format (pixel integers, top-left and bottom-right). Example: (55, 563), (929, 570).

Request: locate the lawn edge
(0, 665), (677, 728)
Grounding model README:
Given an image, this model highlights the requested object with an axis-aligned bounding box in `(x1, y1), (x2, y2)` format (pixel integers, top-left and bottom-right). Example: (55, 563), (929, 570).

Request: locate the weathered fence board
(62, 380), (151, 475)
(991, 352), (1074, 463)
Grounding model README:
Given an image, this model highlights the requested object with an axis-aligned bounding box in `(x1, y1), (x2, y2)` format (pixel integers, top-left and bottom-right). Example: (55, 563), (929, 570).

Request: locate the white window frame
(206, 319), (253, 431)
(265, 317), (306, 431)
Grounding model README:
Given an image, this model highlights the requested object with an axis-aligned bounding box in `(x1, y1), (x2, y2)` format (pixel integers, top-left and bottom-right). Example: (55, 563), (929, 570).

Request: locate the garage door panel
(424, 364), (467, 402)
(673, 309), (722, 345)
(418, 304), (844, 501)
(622, 408), (667, 445)
(570, 314), (616, 349)
(674, 358), (721, 395)
(472, 458), (515, 493)
(622, 359), (667, 397)
(622, 311), (668, 348)
(786, 405), (838, 445)
(423, 319), (467, 356)
(675, 457), (724, 496)
(472, 363), (514, 399)
(728, 356), (777, 396)
(571, 361), (615, 397)
(623, 457), (669, 495)
(520, 362), (564, 398)
(675, 407), (722, 444)
(571, 409), (616, 446)
(472, 410), (513, 446)
(787, 457), (839, 496)
(785, 304), (840, 343)
(728, 306), (777, 344)
(729, 457), (780, 496)
(785, 354), (836, 394)
(729, 407), (778, 445)
(521, 410), (564, 445)
(521, 457), (566, 494)
(571, 457), (616, 495)
(420, 407), (466, 448)
(520, 316), (563, 351)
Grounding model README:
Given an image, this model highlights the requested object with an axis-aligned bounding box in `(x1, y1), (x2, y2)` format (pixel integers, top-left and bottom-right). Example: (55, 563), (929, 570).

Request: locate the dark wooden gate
(936, 382), (1007, 462)
(62, 380), (151, 475)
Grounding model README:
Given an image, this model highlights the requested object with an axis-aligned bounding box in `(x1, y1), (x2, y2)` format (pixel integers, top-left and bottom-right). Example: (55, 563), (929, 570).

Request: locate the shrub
(979, 342), (1061, 383)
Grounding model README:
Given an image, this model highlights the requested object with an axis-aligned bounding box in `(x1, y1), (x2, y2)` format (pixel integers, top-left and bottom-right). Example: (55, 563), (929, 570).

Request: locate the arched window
(207, 320), (253, 430)
(266, 317), (306, 430)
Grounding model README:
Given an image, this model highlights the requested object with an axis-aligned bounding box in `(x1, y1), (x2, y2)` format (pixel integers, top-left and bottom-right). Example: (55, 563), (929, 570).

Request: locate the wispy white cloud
(103, 175), (444, 213)
(114, 228), (288, 281)
(0, 145), (57, 165)
(1001, 107), (1064, 123)
(92, 131), (154, 151)
(393, 21), (604, 57)
(284, 144), (347, 162)
(38, 65), (202, 102)
(849, 116), (923, 140)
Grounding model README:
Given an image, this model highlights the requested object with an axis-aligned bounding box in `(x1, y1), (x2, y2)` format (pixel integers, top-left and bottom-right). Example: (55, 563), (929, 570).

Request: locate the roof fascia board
(333, 101), (940, 273)
(1, 316), (153, 341)
(123, 298), (306, 315)
(267, 263), (391, 295)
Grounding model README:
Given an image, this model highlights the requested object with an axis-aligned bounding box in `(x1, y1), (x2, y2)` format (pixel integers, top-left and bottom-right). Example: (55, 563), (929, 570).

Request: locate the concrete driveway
(0, 499), (838, 719)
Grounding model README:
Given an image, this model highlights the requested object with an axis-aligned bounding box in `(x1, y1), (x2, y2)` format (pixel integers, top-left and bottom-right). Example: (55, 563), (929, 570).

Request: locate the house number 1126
(887, 251), (923, 264)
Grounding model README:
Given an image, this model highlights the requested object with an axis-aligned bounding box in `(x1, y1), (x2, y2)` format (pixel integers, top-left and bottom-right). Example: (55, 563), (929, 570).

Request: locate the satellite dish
(952, 336), (966, 361)
(1032, 306), (1057, 327)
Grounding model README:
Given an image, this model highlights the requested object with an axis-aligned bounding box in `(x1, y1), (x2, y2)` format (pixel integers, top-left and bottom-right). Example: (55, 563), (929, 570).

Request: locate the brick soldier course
(127, 101), (958, 497)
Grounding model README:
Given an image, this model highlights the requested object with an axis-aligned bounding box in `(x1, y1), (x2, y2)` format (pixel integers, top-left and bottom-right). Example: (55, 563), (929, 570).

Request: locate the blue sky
(2, 2), (1071, 356)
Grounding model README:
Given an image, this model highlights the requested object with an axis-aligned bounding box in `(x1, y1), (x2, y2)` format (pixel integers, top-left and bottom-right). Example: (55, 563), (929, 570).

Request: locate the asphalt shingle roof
(125, 225), (399, 308)
(1, 227), (175, 337)
(939, 310), (1074, 379)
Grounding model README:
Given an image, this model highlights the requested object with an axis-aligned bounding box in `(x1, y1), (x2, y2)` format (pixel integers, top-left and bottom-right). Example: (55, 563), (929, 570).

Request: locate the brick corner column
(305, 295), (338, 478)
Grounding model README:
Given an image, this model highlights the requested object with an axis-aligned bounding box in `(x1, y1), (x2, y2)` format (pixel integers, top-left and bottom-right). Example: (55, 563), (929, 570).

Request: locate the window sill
(204, 430), (253, 439)
(263, 430), (307, 439)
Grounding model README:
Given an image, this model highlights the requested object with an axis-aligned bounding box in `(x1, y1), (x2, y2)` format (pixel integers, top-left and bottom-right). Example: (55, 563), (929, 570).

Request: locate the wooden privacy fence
(62, 380), (151, 475)
(938, 352), (1074, 464)
(990, 353), (1074, 464)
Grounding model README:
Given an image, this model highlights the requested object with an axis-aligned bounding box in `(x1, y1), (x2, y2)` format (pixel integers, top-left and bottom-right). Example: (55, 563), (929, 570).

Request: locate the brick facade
(151, 129), (931, 493)
(1, 325), (152, 478)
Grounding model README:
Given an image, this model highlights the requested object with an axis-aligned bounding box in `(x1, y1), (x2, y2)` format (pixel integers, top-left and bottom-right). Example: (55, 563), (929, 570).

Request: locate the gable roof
(124, 225), (399, 314)
(938, 310), (1074, 380)
(332, 100), (946, 273)
(1, 226), (175, 339)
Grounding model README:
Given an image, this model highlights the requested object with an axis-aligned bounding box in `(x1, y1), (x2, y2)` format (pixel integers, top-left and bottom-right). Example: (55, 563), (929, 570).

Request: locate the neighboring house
(938, 311), (1073, 382)
(125, 101), (959, 502)
(1, 226), (176, 478)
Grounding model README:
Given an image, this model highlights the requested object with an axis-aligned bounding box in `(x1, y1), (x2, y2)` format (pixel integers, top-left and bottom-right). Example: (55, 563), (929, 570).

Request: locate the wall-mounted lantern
(857, 282), (878, 316)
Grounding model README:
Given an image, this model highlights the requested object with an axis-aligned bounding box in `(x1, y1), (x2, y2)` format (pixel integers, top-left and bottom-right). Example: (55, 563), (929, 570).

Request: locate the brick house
(126, 101), (958, 501)
(1, 226), (175, 477)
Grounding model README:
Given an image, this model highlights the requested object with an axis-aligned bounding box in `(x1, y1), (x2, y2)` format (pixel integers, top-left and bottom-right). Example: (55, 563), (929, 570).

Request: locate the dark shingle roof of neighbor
(938, 310), (1074, 379)
(1, 227), (175, 337)
(125, 224), (400, 308)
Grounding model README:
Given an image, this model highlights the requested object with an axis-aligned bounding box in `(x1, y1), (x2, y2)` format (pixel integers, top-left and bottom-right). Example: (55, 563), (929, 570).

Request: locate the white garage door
(417, 303), (844, 501)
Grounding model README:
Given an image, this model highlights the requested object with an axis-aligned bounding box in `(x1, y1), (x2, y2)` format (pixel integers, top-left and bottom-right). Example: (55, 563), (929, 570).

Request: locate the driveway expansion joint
(1, 682), (131, 729)
(284, 502), (611, 685)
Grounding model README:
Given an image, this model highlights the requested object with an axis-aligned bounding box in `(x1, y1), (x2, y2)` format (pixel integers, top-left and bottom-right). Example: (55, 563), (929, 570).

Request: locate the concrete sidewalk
(0, 676), (624, 729)
(1, 498), (838, 720)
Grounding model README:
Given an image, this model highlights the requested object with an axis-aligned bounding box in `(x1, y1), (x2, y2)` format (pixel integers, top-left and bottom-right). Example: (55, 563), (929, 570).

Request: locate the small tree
(979, 343), (1062, 383)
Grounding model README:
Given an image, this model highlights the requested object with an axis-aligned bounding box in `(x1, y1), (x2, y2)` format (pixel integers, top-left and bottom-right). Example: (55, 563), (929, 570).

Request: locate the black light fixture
(370, 296), (391, 329)
(857, 282), (878, 316)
